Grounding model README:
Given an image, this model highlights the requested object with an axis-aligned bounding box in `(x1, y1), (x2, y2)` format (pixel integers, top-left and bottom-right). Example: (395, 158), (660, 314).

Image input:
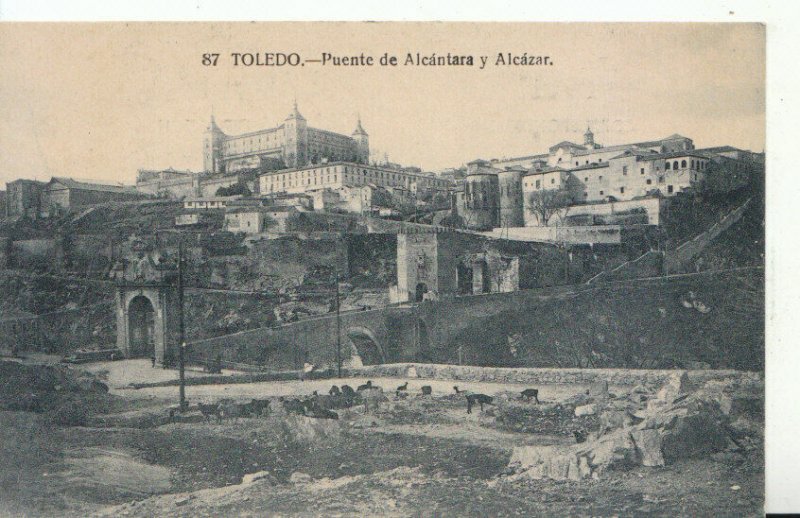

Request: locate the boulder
(588, 381), (609, 399)
(659, 411), (729, 462)
(587, 428), (637, 474)
(631, 429), (665, 467)
(279, 414), (342, 444)
(646, 371), (693, 412)
(508, 445), (579, 481)
(575, 403), (598, 417)
(598, 409), (633, 434)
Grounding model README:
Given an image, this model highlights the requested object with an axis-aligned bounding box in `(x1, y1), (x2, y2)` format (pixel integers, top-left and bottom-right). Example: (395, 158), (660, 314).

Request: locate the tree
(526, 189), (572, 226)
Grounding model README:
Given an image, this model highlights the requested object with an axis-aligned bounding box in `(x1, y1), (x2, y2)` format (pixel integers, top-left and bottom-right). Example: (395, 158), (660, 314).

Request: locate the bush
(48, 396), (90, 426)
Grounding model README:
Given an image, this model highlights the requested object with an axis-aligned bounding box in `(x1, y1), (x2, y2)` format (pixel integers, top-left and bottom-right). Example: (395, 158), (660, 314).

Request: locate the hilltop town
(0, 102), (765, 517)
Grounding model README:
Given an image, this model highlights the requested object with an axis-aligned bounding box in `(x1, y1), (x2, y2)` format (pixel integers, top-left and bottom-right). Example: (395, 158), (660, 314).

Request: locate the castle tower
(203, 114), (226, 174)
(283, 100), (308, 167)
(584, 126), (595, 148)
(462, 160), (500, 231)
(351, 116), (370, 164)
(497, 167), (525, 228)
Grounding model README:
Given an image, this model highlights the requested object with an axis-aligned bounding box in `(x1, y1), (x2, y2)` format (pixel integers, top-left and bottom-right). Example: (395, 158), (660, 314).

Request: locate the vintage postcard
(0, 22), (766, 516)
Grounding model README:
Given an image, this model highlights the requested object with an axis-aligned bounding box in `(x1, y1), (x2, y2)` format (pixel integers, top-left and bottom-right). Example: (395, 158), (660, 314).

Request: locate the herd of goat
(176, 381), (543, 423)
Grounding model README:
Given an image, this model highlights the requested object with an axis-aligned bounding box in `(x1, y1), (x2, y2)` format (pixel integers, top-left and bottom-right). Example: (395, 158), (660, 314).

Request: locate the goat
(520, 388), (540, 403)
(466, 393), (494, 414)
(198, 402), (221, 423)
(453, 386), (463, 394)
(421, 385), (432, 396)
(219, 400), (245, 422)
(311, 394), (349, 411)
(357, 380), (373, 392)
(396, 381), (408, 392)
(244, 399), (271, 417)
(359, 386), (385, 413)
(329, 385), (341, 396)
(281, 398), (307, 416)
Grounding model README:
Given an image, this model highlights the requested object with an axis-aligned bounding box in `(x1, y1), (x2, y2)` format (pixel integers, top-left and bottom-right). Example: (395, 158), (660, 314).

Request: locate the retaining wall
(348, 363), (762, 387)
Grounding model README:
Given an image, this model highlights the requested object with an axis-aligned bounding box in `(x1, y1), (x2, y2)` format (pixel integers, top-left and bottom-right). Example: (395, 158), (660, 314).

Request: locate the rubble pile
(505, 371), (762, 481)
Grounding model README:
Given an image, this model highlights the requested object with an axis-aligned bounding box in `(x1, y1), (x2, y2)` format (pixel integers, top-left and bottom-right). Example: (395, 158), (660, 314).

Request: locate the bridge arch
(346, 326), (386, 365)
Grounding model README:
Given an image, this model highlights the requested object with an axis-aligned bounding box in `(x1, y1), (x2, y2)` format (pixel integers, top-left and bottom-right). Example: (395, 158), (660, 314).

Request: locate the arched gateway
(111, 241), (180, 366)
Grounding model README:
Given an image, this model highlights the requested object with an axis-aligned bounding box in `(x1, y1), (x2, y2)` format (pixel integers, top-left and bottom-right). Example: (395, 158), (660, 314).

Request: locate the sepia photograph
(0, 20), (769, 516)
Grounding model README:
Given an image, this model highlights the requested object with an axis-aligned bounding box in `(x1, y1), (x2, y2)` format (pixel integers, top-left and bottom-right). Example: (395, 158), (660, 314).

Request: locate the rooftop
(50, 177), (138, 194)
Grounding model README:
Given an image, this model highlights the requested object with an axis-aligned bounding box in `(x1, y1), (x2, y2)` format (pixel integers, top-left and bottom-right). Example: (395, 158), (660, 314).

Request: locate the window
(584, 177), (588, 182)
(576, 161), (579, 166)
(623, 166), (628, 175)
(673, 161), (679, 170)
(681, 160), (687, 168)
(659, 176), (665, 183)
(535, 180), (541, 189)
(551, 178), (555, 184)
(620, 187), (625, 194)
(640, 168), (645, 175)
(665, 162), (671, 170)
(599, 190), (604, 196)
(667, 185), (674, 193)
(599, 176), (603, 181)
(646, 179), (652, 185)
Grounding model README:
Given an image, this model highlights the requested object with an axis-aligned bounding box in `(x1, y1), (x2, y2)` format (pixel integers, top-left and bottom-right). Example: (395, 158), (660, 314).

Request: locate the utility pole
(177, 241), (187, 412)
(335, 273), (342, 377)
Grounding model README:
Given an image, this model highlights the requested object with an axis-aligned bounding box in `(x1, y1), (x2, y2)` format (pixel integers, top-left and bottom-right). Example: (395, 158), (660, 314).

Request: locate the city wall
(480, 225), (624, 244)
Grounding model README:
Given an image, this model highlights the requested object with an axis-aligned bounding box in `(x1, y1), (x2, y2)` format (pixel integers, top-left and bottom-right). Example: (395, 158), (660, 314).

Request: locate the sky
(0, 22), (765, 187)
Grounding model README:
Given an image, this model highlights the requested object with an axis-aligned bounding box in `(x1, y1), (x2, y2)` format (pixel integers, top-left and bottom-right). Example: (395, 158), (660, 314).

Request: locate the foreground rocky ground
(0, 359), (763, 517)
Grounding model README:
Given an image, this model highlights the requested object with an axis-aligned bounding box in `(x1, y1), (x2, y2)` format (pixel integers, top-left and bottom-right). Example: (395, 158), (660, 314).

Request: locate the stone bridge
(185, 282), (593, 370)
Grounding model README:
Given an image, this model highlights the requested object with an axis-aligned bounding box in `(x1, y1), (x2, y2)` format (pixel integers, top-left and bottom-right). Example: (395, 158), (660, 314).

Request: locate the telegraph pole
(177, 241), (187, 411)
(335, 273), (342, 377)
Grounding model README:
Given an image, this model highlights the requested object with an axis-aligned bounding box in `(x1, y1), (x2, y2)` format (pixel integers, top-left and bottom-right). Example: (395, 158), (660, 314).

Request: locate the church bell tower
(352, 116), (370, 164)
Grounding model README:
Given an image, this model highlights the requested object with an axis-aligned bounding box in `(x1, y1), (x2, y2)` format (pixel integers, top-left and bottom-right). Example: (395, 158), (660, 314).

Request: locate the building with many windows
(204, 102), (370, 173)
(258, 161), (451, 199)
(453, 128), (761, 230)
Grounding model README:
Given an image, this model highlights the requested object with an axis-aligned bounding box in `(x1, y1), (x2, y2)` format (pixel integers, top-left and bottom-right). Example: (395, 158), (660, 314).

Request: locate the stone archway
(116, 284), (178, 366)
(128, 295), (155, 358)
(346, 326), (386, 365)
